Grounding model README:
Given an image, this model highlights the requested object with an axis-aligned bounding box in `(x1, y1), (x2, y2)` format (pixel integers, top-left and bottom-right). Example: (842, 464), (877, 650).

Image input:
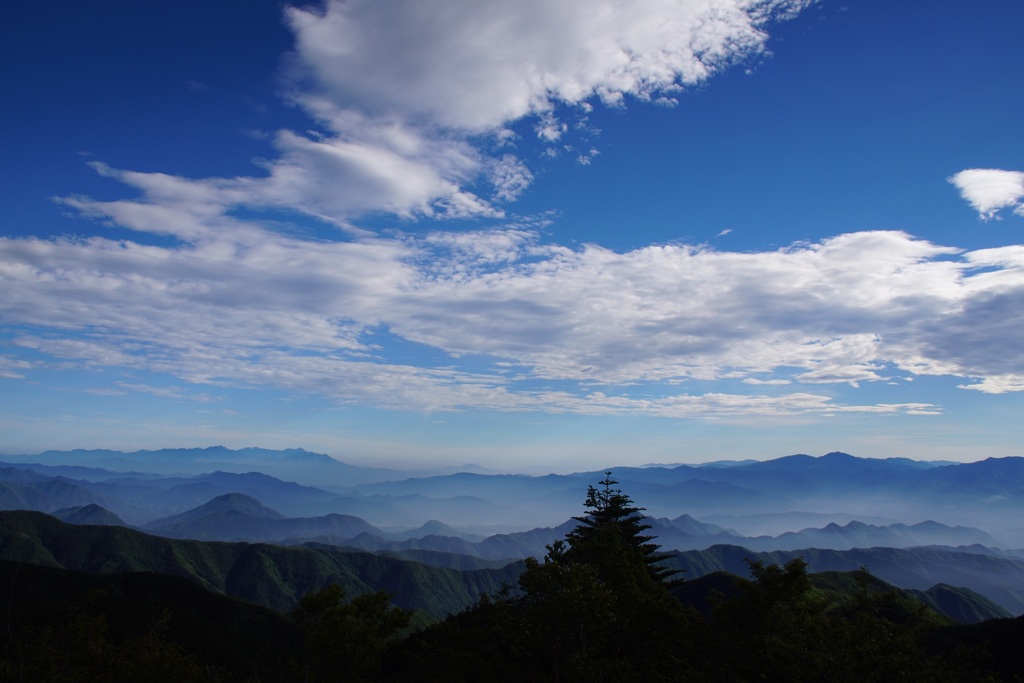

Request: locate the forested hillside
(0, 510), (522, 617)
(2, 476), (1024, 681)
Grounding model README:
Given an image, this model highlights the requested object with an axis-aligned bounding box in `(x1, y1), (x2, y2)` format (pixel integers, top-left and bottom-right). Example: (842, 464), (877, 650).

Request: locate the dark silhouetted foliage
(292, 584), (412, 682)
(388, 475), (1010, 682)
(1, 481), (1021, 682)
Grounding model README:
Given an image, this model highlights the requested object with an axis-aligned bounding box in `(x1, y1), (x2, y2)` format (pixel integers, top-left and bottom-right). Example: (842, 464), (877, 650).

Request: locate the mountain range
(3, 447), (1024, 538)
(4, 447), (1024, 618)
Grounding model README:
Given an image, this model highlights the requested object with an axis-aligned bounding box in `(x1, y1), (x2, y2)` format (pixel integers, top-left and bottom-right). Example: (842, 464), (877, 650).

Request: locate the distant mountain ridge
(0, 446), (448, 486)
(737, 519), (1000, 552)
(4, 447), (1024, 543)
(144, 493), (383, 543)
(74, 490), (1003, 565)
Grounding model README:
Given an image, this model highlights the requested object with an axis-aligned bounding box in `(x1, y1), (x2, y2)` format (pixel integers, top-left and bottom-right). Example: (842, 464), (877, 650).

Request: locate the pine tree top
(563, 472), (680, 585)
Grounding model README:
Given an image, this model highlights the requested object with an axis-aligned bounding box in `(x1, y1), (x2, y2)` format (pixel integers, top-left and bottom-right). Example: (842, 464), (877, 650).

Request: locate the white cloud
(959, 375), (1024, 394)
(387, 231), (969, 386)
(115, 383), (222, 403)
(576, 148), (600, 166)
(420, 228), (545, 270)
(266, 130), (480, 219)
(949, 168), (1024, 220)
(272, 0), (812, 221)
(536, 113), (568, 142)
(0, 356), (33, 380)
(287, 0), (810, 130)
(7, 166), (1024, 417)
(488, 155), (534, 203)
(63, 140), (498, 245)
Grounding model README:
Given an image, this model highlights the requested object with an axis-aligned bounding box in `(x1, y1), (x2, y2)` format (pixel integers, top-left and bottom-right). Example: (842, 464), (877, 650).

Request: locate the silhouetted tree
(509, 473), (693, 680)
(699, 559), (982, 682)
(561, 472), (680, 588)
(387, 473), (697, 682)
(293, 585), (411, 683)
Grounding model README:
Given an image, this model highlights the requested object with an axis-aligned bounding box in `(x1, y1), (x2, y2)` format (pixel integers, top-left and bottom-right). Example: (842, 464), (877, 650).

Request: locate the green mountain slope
(53, 503), (127, 526)
(0, 510), (520, 618)
(663, 544), (1024, 616)
(909, 583), (1012, 624)
(1, 509), (1010, 626)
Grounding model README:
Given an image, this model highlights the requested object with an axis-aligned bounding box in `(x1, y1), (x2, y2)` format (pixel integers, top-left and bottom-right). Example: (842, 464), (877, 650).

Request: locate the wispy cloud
(5, 167), (1024, 418)
(0, 357), (33, 380)
(115, 383), (222, 403)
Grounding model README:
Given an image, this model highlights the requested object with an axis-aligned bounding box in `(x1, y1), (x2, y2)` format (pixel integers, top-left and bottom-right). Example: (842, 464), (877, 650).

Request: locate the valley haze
(3, 446), (1023, 541)
(6, 446), (1024, 620)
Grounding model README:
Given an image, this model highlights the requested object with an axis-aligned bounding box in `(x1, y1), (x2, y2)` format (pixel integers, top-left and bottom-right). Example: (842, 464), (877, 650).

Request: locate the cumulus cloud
(274, 0), (812, 221)
(287, 0), (809, 130)
(958, 376), (1024, 394)
(949, 168), (1024, 220)
(56, 0), (813, 228)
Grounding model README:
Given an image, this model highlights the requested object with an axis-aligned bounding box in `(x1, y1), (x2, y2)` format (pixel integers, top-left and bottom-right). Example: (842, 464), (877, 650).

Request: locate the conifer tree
(511, 473), (692, 680)
(561, 472), (680, 587)
(389, 474), (698, 681)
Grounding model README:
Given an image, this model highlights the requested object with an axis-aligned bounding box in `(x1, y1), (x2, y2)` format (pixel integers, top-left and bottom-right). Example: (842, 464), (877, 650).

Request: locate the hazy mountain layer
(0, 460), (1008, 558)
(4, 450), (1024, 544)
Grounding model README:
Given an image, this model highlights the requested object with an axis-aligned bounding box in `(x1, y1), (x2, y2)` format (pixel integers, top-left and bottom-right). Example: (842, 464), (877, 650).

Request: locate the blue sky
(2, 0), (1024, 472)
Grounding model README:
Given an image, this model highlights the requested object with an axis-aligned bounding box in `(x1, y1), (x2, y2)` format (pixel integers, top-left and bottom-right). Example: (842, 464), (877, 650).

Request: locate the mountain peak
(147, 492), (286, 530)
(200, 492), (285, 519)
(53, 504), (126, 526)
